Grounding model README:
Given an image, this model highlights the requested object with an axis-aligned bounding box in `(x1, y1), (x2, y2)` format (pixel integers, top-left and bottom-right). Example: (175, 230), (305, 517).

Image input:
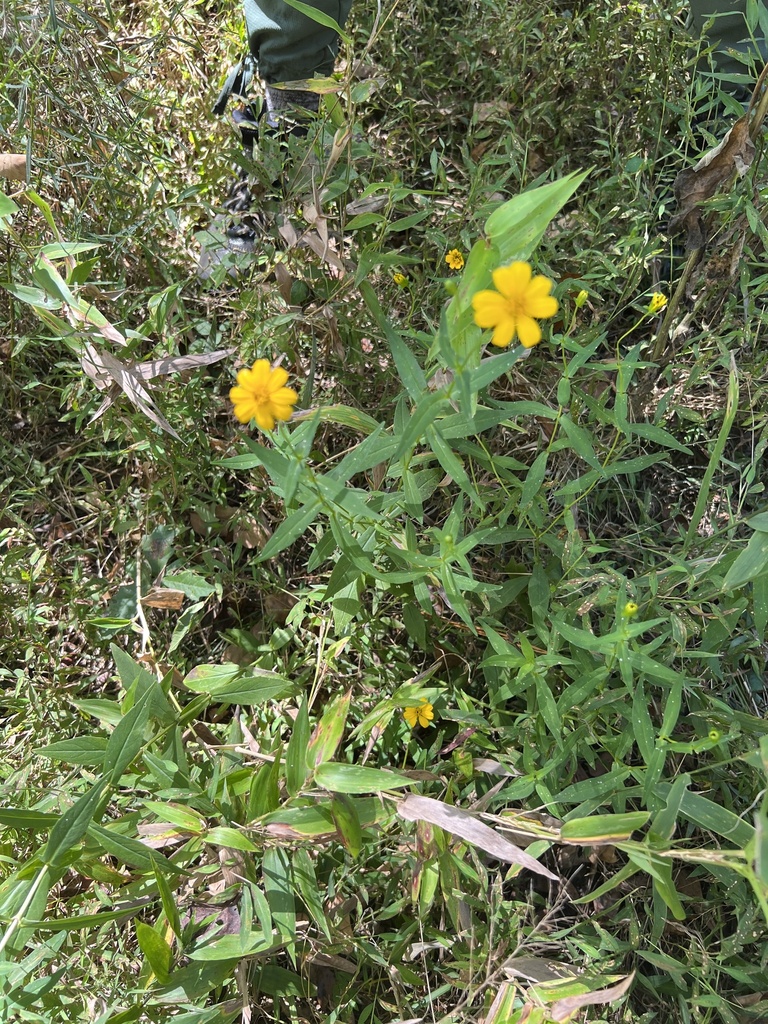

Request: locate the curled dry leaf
(0, 154), (26, 181)
(669, 116), (755, 249)
(397, 794), (558, 880)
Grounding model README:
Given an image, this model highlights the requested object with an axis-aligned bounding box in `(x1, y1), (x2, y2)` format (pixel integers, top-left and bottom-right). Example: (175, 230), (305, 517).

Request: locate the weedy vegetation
(2, 0), (768, 1021)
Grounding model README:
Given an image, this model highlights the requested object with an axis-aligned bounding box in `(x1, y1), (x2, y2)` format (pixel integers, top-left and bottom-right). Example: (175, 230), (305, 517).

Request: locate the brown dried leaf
(140, 587), (185, 611)
(129, 348), (235, 380)
(345, 195), (388, 216)
(81, 343), (181, 440)
(0, 154), (26, 181)
(397, 794), (558, 880)
(669, 116), (755, 249)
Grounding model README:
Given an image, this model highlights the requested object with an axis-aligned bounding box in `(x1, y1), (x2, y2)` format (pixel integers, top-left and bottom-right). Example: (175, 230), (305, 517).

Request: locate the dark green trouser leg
(244, 0), (354, 83)
(688, 0), (767, 83)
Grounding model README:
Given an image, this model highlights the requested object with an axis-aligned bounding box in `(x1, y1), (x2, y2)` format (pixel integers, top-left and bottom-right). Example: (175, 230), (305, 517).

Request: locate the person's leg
(688, 0), (767, 93)
(244, 0), (353, 125)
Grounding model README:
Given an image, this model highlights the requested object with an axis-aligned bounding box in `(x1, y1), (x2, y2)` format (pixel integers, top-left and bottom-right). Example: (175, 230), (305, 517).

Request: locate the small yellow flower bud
(648, 292), (667, 314)
(575, 289), (589, 309)
(393, 272), (408, 287)
(708, 728), (721, 742)
(622, 601), (639, 617)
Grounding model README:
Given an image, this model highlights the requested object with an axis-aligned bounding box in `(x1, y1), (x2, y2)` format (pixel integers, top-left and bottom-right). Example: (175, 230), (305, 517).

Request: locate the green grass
(2, 0), (768, 1021)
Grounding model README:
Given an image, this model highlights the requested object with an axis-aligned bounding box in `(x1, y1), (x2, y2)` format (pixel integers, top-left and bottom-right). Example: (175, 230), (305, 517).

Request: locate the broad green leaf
(285, 701), (310, 797)
(723, 530), (768, 591)
(136, 921), (173, 982)
(184, 671), (295, 706)
(0, 809), (59, 828)
(484, 171), (589, 262)
(104, 690), (151, 782)
(560, 812), (650, 843)
(262, 847), (295, 943)
(205, 826), (257, 852)
(292, 848), (331, 940)
(37, 736), (108, 766)
(314, 763), (413, 794)
(258, 499), (322, 561)
(163, 571), (216, 600)
(329, 793), (363, 858)
(143, 801), (206, 834)
(43, 780), (109, 868)
(306, 690), (351, 769)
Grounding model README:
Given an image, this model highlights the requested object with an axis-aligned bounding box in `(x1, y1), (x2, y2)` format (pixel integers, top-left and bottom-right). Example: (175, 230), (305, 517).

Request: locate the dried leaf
(397, 794), (558, 880)
(0, 154), (26, 181)
(669, 116), (755, 249)
(128, 348), (235, 380)
(345, 195), (388, 216)
(81, 343), (181, 440)
(140, 587), (185, 611)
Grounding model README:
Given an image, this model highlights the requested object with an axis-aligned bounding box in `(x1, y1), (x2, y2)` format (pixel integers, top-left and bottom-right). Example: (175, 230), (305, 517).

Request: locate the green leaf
(723, 530), (768, 591)
(37, 736), (108, 766)
(43, 780), (109, 868)
(262, 846), (295, 943)
(183, 665), (295, 705)
(561, 813), (650, 843)
(359, 279), (426, 400)
(306, 691), (351, 769)
(519, 450), (548, 518)
(285, 701), (310, 797)
(484, 170), (589, 262)
(135, 921), (173, 982)
(329, 793), (363, 858)
(205, 826), (257, 852)
(258, 499), (322, 561)
(314, 763), (413, 794)
(292, 848), (331, 940)
(162, 571), (216, 600)
(104, 690), (151, 782)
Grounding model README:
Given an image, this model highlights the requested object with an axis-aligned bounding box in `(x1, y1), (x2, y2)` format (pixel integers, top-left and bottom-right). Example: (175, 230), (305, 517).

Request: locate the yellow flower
(445, 249), (465, 271)
(229, 359), (298, 430)
(648, 292), (667, 314)
(472, 261), (558, 349)
(393, 272), (408, 287)
(403, 701), (434, 729)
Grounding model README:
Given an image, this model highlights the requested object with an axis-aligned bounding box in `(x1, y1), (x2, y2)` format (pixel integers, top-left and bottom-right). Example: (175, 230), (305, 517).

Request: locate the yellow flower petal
(404, 707), (418, 728)
(491, 318), (517, 348)
(516, 316), (542, 348)
(492, 261), (532, 299)
(472, 291), (510, 328)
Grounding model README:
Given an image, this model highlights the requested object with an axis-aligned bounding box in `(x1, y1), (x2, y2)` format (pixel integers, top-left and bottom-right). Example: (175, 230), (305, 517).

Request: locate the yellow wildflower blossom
(472, 261), (558, 349)
(229, 359), (298, 431)
(445, 249), (465, 271)
(404, 701), (434, 729)
(393, 272), (408, 287)
(648, 292), (667, 314)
